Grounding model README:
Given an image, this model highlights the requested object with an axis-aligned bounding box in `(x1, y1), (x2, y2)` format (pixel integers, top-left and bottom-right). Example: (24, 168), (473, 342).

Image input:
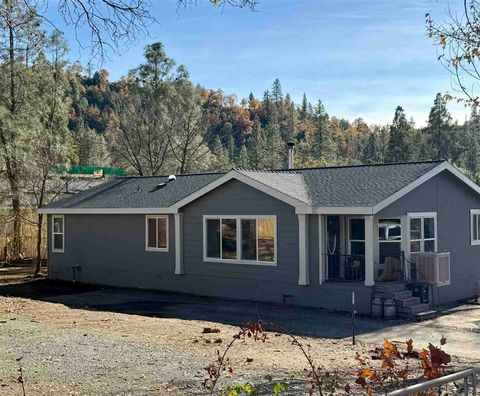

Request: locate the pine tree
(209, 136), (231, 171)
(464, 107), (480, 180)
(226, 134), (236, 163)
(424, 93), (454, 160)
(271, 78), (283, 124)
(262, 90), (271, 124)
(311, 100), (336, 164)
(361, 128), (386, 164)
(300, 93), (308, 119)
(264, 123), (284, 169)
(247, 116), (266, 169)
(387, 106), (416, 162)
(237, 145), (250, 169)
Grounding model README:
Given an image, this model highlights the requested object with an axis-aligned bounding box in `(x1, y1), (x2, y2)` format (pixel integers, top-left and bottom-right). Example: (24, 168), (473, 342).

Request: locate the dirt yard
(0, 266), (478, 395)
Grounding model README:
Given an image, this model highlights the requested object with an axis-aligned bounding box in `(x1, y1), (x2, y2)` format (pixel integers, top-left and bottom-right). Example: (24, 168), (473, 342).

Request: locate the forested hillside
(68, 42), (480, 180)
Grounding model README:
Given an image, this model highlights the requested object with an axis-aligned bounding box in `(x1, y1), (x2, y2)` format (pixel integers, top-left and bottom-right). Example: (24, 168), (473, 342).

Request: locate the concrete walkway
(358, 304), (480, 361)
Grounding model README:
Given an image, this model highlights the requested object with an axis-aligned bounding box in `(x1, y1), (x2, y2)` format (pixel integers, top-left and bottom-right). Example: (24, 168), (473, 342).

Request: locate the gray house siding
(48, 214), (177, 290)
(379, 170), (480, 304)
(47, 179), (373, 314)
(180, 179), (372, 313)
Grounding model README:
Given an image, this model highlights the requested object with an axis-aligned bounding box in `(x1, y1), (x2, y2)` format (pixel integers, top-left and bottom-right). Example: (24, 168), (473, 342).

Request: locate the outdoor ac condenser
(414, 252), (451, 286)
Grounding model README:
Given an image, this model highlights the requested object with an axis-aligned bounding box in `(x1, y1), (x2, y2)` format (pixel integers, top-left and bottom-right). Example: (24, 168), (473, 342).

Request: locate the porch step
(397, 303), (431, 317)
(413, 310), (437, 321)
(374, 282), (406, 294)
(396, 296), (421, 307)
(374, 290), (413, 300)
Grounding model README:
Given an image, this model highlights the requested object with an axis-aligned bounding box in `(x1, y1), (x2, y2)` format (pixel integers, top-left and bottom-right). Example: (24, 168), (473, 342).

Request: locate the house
(38, 160), (480, 317)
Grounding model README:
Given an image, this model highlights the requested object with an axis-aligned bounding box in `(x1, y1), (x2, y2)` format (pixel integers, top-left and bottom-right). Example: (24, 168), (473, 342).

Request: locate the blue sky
(53, 0), (467, 126)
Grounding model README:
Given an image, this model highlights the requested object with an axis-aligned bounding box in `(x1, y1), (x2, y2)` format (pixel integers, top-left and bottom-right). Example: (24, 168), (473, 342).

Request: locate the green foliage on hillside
(62, 42), (479, 180)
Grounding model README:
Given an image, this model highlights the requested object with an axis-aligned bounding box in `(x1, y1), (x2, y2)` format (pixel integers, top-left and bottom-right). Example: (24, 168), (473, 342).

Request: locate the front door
(326, 215), (341, 279)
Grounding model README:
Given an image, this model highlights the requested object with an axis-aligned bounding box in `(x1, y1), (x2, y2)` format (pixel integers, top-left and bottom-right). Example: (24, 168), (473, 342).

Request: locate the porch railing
(324, 253), (365, 282)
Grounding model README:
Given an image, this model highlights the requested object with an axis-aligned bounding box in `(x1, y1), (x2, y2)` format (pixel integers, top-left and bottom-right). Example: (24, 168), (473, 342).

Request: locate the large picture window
(52, 215), (64, 253)
(203, 216), (276, 265)
(408, 213), (437, 253)
(145, 215), (169, 251)
(471, 209), (480, 246)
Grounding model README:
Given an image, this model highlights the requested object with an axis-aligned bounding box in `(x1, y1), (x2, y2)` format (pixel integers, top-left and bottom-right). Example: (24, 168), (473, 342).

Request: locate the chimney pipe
(287, 141), (295, 169)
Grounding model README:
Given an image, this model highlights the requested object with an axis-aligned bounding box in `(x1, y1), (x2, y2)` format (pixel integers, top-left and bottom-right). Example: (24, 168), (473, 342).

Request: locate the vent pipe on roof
(287, 141), (295, 169)
(168, 174), (176, 181)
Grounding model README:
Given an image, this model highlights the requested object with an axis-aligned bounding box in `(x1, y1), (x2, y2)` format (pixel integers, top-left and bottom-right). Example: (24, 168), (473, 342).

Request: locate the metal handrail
(386, 367), (480, 396)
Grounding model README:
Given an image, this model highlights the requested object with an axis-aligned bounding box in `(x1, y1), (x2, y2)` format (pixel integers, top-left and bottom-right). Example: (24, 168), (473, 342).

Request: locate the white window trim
(406, 212), (437, 254)
(347, 216), (366, 256)
(51, 215), (65, 253)
(202, 215), (277, 266)
(471, 209), (480, 246)
(145, 215), (169, 252)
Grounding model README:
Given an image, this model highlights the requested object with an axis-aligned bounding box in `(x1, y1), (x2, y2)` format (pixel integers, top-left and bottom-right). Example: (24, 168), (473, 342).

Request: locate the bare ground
(0, 266), (477, 396)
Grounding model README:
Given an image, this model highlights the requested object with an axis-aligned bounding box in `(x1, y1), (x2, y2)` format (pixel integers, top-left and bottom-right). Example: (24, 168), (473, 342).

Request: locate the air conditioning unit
(413, 252), (450, 286)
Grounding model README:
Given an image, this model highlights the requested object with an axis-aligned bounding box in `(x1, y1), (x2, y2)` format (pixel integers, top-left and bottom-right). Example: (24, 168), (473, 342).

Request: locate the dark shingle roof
(45, 173), (224, 209)
(43, 161), (445, 210)
(298, 161), (442, 207)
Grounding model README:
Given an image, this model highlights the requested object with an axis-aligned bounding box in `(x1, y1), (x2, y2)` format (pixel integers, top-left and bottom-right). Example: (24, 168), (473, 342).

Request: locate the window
(348, 218), (365, 257)
(52, 215), (64, 253)
(471, 210), (480, 246)
(203, 216), (276, 265)
(408, 213), (437, 253)
(145, 215), (169, 251)
(378, 218), (402, 264)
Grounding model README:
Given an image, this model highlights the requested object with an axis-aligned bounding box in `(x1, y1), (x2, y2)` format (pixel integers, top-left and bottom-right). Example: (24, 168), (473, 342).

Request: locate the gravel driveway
(0, 267), (478, 395)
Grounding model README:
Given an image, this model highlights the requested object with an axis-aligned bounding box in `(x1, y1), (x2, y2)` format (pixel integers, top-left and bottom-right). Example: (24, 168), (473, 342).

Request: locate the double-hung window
(204, 215), (276, 265)
(378, 218), (402, 264)
(145, 215), (169, 251)
(52, 215), (65, 253)
(408, 213), (437, 253)
(471, 209), (480, 246)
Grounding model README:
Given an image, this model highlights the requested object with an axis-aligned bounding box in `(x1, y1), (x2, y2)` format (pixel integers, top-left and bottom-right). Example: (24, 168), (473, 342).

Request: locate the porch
(315, 213), (438, 286)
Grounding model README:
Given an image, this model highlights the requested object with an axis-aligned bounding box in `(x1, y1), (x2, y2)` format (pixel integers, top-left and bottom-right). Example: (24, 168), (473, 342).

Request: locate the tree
(300, 93), (308, 120)
(247, 116), (266, 169)
(129, 42), (188, 97)
(168, 83), (210, 174)
(463, 107), (480, 180)
(74, 123), (108, 166)
(311, 99), (336, 164)
(0, 0), (45, 257)
(237, 145), (250, 168)
(23, 32), (75, 275)
(386, 106), (416, 163)
(424, 93), (454, 160)
(362, 126), (387, 164)
(208, 135), (231, 171)
(264, 123), (284, 169)
(427, 1), (480, 106)
(107, 86), (170, 176)
(271, 78), (283, 124)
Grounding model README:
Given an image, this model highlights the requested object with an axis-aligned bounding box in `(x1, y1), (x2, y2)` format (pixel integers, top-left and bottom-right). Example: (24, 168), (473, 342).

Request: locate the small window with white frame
(145, 215), (169, 251)
(203, 215), (276, 265)
(471, 209), (480, 246)
(52, 215), (64, 253)
(408, 213), (437, 253)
